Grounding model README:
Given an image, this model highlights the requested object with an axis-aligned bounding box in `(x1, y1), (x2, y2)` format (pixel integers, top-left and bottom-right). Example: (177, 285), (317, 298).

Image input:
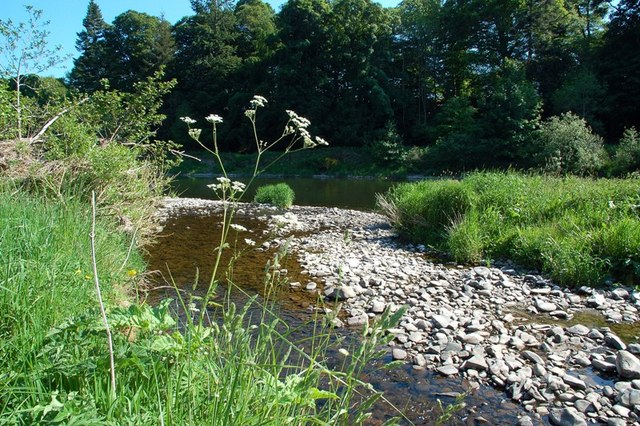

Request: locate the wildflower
(244, 238), (256, 246)
(127, 269), (138, 277)
(250, 95), (268, 108)
(188, 128), (202, 140)
(230, 223), (248, 232)
(231, 181), (246, 192)
(207, 183), (223, 192)
(608, 200), (616, 209)
(315, 136), (329, 146)
(188, 302), (200, 313)
(338, 348), (349, 357)
(244, 109), (255, 119)
(217, 176), (231, 185)
(75, 269), (82, 275)
(180, 116), (196, 124)
(205, 114), (223, 124)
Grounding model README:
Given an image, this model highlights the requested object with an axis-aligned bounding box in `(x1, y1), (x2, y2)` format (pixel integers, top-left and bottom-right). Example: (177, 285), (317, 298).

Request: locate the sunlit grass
(381, 171), (640, 287)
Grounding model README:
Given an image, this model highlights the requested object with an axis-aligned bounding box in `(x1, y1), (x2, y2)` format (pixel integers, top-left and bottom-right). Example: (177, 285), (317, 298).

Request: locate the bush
(367, 122), (407, 166)
(253, 183), (295, 208)
(611, 127), (640, 175)
(533, 112), (607, 175)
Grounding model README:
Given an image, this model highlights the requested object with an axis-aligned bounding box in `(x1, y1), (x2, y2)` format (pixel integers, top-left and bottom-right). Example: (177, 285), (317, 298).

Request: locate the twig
(90, 191), (117, 399)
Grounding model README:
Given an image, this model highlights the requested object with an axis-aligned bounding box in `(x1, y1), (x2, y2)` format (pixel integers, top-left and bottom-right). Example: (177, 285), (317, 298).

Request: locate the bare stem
(90, 191), (117, 399)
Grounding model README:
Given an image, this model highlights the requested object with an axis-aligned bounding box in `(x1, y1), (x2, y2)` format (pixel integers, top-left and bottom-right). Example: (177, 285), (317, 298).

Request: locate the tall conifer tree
(69, 0), (109, 92)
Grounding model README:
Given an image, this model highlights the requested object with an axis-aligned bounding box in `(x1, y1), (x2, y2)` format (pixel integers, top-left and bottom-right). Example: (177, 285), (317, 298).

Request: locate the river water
(147, 177), (534, 425)
(171, 176), (396, 211)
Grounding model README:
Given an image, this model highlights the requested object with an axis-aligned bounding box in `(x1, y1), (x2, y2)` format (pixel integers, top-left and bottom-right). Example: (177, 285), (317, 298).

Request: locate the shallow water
(145, 213), (532, 425)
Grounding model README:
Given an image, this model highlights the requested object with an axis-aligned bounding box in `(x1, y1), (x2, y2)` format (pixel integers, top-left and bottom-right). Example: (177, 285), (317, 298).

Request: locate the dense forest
(3, 0), (640, 174)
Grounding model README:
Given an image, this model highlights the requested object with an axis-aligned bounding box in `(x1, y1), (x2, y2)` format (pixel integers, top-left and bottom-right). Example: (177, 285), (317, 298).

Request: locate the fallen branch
(30, 97), (89, 144)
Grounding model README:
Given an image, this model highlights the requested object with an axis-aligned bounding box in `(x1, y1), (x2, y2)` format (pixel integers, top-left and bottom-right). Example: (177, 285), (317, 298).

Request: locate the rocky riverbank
(158, 198), (640, 426)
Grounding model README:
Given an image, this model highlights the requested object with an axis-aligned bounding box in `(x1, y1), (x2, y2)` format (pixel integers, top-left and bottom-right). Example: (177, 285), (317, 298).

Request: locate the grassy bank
(381, 172), (640, 287)
(173, 147), (422, 178)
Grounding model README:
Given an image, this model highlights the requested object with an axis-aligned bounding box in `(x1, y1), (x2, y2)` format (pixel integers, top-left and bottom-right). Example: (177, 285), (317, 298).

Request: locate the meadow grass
(381, 171), (640, 287)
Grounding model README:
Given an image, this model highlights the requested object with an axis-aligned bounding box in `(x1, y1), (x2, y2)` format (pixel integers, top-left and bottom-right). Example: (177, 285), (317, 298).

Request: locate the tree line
(7, 0), (640, 173)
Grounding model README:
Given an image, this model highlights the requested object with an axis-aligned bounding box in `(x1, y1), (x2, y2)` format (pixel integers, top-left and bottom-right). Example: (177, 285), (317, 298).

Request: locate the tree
(551, 67), (606, 131)
(599, 0), (640, 136)
(103, 11), (175, 91)
(69, 0), (110, 92)
(0, 6), (67, 139)
(234, 0), (277, 63)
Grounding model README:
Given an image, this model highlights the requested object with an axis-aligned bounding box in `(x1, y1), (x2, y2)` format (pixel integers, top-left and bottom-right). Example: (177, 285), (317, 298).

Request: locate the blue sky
(2, 0), (399, 78)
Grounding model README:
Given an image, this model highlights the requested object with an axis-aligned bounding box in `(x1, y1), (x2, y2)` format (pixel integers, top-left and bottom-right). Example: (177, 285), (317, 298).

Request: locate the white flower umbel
(230, 224), (248, 232)
(244, 238), (256, 246)
(180, 116), (196, 124)
(205, 114), (223, 124)
(250, 95), (267, 108)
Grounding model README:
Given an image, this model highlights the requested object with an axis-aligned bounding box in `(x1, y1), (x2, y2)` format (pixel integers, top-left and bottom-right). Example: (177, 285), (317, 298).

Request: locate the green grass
(0, 183), (400, 424)
(254, 183), (295, 208)
(381, 171), (640, 287)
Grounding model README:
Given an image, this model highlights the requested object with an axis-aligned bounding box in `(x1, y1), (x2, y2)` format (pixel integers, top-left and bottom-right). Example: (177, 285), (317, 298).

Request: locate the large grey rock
(431, 314), (451, 329)
(347, 314), (368, 327)
(371, 300), (386, 313)
(462, 354), (488, 371)
(592, 358), (616, 373)
(324, 285), (357, 300)
(535, 298), (557, 312)
(628, 343), (640, 354)
(436, 365), (459, 376)
(587, 292), (607, 308)
(522, 350), (544, 365)
(616, 350), (640, 379)
(548, 407), (587, 426)
(563, 374), (587, 391)
(566, 324), (590, 336)
(392, 348), (408, 360)
(606, 333), (627, 350)
(617, 388), (640, 407)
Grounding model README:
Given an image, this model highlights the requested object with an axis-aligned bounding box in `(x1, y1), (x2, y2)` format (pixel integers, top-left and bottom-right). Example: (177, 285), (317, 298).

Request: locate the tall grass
(380, 171), (640, 287)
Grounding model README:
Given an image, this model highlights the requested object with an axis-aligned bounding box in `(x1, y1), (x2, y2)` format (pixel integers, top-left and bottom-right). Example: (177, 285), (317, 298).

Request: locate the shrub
(533, 112), (607, 175)
(367, 122), (407, 166)
(611, 127), (640, 175)
(253, 183), (295, 208)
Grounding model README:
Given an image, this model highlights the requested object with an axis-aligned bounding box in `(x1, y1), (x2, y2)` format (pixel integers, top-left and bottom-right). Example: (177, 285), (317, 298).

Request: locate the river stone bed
(158, 198), (640, 426)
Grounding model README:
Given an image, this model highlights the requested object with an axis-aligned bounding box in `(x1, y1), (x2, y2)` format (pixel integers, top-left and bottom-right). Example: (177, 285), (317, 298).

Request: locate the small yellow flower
(127, 269), (138, 277)
(85, 275), (92, 280)
(75, 269), (82, 275)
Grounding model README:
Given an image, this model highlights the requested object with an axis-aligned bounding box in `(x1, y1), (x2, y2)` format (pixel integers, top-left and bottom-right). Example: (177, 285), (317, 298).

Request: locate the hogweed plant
(169, 96), (407, 424)
(180, 95), (328, 321)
